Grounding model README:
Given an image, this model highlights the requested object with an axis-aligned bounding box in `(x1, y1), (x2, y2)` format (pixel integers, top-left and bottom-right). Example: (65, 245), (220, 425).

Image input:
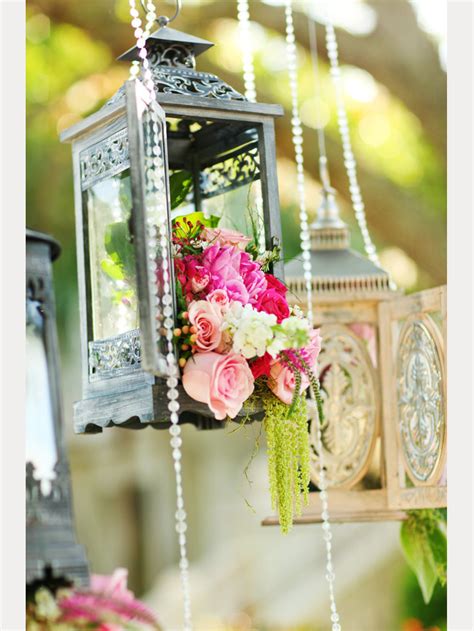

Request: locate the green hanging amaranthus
(261, 348), (325, 534)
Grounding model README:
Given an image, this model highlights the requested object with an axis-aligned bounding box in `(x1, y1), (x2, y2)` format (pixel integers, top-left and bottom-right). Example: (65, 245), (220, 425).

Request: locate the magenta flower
(239, 251), (267, 305)
(59, 569), (160, 629)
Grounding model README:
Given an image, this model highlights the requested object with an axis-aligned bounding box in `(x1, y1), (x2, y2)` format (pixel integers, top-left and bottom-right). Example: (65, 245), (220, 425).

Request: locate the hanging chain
(128, 2), (193, 629)
(324, 20), (380, 267)
(284, 3), (341, 630)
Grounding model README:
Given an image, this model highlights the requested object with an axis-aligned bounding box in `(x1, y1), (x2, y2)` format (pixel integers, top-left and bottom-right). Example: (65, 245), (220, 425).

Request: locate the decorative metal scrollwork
(148, 42), (196, 69)
(200, 146), (260, 199)
(151, 67), (246, 101)
(89, 329), (141, 380)
(310, 324), (379, 489)
(397, 316), (445, 484)
(80, 128), (129, 190)
(106, 68), (246, 108)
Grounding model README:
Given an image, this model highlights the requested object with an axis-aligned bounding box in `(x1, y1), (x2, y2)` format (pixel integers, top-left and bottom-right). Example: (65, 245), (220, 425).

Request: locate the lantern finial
(310, 156), (350, 251)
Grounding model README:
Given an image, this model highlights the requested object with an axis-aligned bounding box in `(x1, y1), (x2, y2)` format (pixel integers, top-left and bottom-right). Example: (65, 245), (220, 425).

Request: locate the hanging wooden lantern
(263, 187), (447, 524)
(60, 25), (284, 434)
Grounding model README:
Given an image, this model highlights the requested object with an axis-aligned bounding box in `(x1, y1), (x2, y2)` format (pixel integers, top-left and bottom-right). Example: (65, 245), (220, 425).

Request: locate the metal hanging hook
(140, 0), (182, 27)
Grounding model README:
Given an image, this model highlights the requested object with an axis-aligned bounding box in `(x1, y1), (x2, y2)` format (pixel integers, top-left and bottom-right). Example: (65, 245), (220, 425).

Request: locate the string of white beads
(236, 0), (257, 102)
(128, 2), (193, 629)
(284, 2), (341, 629)
(284, 0), (313, 325)
(324, 22), (380, 268)
(236, 0), (266, 255)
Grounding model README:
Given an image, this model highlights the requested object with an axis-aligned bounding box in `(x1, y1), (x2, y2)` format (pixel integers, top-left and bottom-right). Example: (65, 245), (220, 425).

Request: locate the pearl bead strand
(284, 3), (341, 630)
(324, 21), (379, 268)
(236, 0), (266, 256)
(128, 2), (193, 629)
(284, 0), (313, 325)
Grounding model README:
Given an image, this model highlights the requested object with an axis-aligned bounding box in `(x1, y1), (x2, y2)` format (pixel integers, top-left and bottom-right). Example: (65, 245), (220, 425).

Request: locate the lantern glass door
(85, 169), (137, 340)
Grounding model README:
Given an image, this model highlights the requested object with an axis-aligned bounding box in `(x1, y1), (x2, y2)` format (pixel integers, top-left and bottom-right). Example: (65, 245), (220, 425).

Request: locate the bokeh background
(26, 1), (447, 629)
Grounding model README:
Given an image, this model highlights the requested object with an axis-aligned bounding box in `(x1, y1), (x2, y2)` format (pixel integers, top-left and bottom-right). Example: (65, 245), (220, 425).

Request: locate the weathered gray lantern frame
(26, 230), (89, 588)
(60, 32), (284, 434)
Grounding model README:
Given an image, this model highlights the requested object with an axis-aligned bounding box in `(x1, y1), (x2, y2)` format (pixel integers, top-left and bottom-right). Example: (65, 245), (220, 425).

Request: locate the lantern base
(261, 489), (409, 525)
(74, 377), (263, 434)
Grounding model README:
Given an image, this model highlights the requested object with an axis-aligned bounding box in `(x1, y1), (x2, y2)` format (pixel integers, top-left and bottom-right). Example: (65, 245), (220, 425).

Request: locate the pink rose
(256, 288), (290, 323)
(207, 289), (230, 313)
(188, 300), (223, 352)
(268, 330), (323, 404)
(176, 256), (210, 303)
(202, 227), (251, 251)
(269, 360), (310, 405)
(305, 329), (323, 368)
(239, 252), (267, 304)
(182, 352), (254, 420)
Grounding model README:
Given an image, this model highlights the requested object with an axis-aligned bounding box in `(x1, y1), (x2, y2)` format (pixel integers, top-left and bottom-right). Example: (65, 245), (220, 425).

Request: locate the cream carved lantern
(264, 186), (447, 524)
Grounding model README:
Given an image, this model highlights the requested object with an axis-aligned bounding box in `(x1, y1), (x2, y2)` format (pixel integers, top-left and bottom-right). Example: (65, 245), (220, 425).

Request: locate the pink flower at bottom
(182, 352), (255, 420)
(268, 361), (310, 405)
(269, 329), (323, 405)
(59, 569), (158, 628)
(90, 569), (133, 601)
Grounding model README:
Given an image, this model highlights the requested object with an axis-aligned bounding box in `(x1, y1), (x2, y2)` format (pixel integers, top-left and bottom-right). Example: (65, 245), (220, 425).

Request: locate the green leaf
(169, 170), (193, 210)
(100, 258), (124, 281)
(400, 520), (438, 604)
(208, 214), (221, 228)
(104, 221), (135, 280)
(428, 525), (447, 586)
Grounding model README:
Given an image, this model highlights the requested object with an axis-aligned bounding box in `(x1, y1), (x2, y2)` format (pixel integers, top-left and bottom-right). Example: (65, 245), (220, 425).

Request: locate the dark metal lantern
(60, 25), (284, 434)
(26, 230), (89, 588)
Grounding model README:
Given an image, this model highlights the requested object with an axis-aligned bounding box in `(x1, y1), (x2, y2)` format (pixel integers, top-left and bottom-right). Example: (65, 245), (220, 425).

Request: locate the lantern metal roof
(285, 186), (394, 301)
(104, 24), (246, 109)
(118, 25), (214, 62)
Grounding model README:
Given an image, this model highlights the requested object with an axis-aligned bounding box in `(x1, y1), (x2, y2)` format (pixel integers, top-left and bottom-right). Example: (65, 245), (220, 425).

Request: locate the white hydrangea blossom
(223, 303), (277, 359)
(222, 303), (311, 360)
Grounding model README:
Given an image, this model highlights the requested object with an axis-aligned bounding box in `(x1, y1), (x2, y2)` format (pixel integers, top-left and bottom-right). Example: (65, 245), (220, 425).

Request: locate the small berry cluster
(173, 311), (197, 368)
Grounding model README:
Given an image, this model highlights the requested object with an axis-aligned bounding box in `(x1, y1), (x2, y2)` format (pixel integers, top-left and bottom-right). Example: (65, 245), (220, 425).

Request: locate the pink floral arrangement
(26, 569), (161, 630)
(172, 221), (322, 421)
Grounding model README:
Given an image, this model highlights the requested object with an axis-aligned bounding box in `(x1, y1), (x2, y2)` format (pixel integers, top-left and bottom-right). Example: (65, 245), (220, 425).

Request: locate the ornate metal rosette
(396, 315), (446, 485)
(309, 323), (379, 489)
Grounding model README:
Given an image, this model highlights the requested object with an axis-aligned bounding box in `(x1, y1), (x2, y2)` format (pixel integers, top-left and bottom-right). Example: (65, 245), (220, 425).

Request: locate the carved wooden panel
(379, 286), (447, 511)
(396, 315), (446, 485)
(309, 323), (379, 489)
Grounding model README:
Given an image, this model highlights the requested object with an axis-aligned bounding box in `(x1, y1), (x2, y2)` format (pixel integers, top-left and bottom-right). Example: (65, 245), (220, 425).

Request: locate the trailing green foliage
(262, 390), (310, 534)
(400, 508), (447, 604)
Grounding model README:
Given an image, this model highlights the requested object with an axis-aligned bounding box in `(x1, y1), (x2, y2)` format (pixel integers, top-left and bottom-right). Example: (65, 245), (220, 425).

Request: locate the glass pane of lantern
(199, 133), (266, 251)
(26, 300), (58, 497)
(84, 169), (138, 340)
(126, 80), (174, 376)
